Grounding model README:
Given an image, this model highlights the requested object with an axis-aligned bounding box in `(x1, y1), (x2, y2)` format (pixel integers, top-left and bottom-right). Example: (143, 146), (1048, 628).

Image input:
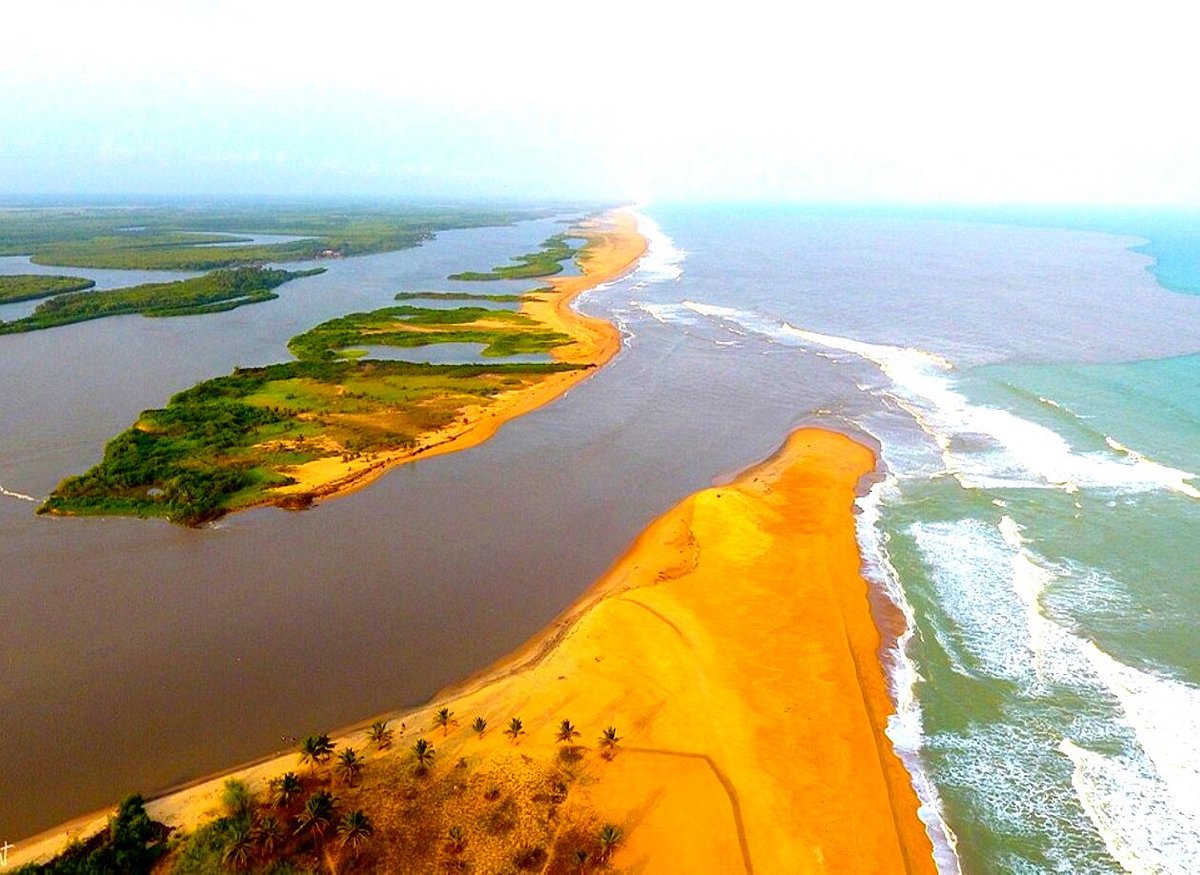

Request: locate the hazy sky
(3, 1), (1198, 204)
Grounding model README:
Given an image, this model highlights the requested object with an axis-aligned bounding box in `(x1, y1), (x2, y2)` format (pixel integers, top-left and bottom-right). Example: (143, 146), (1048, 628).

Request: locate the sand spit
(10, 428), (934, 873)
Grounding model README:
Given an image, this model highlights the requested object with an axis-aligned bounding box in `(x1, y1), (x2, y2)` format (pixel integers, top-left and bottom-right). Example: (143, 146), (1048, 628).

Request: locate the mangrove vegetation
(0, 274), (95, 304)
(448, 233), (582, 281)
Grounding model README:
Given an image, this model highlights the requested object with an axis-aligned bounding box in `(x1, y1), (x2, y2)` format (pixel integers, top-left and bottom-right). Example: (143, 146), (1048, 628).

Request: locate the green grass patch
(448, 233), (582, 281)
(40, 360), (583, 525)
(0, 266), (323, 334)
(287, 306), (572, 361)
(394, 291), (529, 302)
(0, 274), (95, 304)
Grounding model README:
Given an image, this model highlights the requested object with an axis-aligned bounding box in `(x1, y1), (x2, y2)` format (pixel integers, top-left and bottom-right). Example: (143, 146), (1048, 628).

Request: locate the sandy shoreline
(10, 427), (935, 872)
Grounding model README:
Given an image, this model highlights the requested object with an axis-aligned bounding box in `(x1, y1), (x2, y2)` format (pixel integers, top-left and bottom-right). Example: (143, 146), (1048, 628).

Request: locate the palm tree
(337, 809), (374, 859)
(598, 824), (623, 862)
(412, 737), (436, 774)
(335, 747), (363, 786)
(599, 726), (621, 760)
(447, 824), (467, 854)
(367, 719), (394, 750)
(505, 717), (525, 744)
(555, 719), (581, 744)
(222, 820), (254, 870)
(571, 847), (591, 873)
(272, 771), (303, 808)
(433, 707), (456, 736)
(253, 813), (284, 856)
(294, 789), (336, 841)
(471, 716), (488, 738)
(298, 733), (336, 772)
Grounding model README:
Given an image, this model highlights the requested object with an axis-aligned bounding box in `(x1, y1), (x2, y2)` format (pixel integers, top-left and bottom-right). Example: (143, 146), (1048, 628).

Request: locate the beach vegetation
(432, 707), (456, 736)
(598, 726), (621, 760)
(366, 719), (394, 750)
(448, 232), (582, 281)
(298, 734), (336, 772)
(0, 266), (323, 335)
(598, 824), (623, 861)
(471, 716), (488, 737)
(293, 790), (337, 841)
(555, 719), (581, 744)
(394, 290), (528, 303)
(446, 824), (467, 855)
(505, 717), (526, 744)
(334, 748), (363, 786)
(271, 772), (304, 808)
(0, 274), (94, 304)
(336, 809), (374, 859)
(411, 738), (436, 774)
(221, 778), (254, 820)
(27, 794), (168, 874)
(251, 813), (284, 856)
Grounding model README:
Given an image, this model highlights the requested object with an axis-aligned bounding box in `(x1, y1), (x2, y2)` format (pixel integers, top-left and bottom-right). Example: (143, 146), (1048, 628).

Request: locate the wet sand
(10, 428), (934, 872)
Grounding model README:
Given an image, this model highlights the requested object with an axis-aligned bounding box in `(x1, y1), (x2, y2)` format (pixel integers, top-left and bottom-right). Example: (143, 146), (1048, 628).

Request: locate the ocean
(3, 202), (1198, 873)
(626, 204), (1200, 873)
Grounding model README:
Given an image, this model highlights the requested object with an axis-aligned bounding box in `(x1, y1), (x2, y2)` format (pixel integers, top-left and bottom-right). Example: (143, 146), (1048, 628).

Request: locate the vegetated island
(448, 232), (582, 281)
(0, 274), (95, 304)
(0, 267), (324, 334)
(38, 211), (645, 524)
(0, 204), (558, 270)
(10, 429), (936, 874)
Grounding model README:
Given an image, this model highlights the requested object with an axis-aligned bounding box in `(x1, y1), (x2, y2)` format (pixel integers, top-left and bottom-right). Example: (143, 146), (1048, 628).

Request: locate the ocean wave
(911, 514), (1200, 872)
(678, 301), (1200, 501)
(631, 209), (684, 282)
(856, 473), (962, 874)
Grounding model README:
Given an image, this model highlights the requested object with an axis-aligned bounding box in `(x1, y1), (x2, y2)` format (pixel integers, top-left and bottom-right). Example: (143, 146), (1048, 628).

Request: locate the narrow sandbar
(10, 428), (935, 872)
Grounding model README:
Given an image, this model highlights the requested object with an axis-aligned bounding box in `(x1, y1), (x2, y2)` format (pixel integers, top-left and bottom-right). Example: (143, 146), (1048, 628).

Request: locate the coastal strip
(10, 428), (935, 872)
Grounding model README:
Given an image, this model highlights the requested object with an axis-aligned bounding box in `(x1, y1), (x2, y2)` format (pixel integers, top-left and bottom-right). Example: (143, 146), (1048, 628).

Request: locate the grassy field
(0, 204), (556, 270)
(0, 266), (322, 334)
(40, 360), (580, 525)
(448, 233), (581, 281)
(288, 305), (572, 361)
(0, 274), (95, 304)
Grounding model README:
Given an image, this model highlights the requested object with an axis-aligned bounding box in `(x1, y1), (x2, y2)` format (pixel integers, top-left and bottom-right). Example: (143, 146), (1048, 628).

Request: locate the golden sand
(10, 428), (935, 873)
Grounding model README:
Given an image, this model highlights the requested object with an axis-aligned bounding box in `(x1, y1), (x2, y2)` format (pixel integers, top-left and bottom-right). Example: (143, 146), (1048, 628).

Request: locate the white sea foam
(678, 301), (1200, 500)
(856, 473), (962, 874)
(0, 481), (37, 502)
(912, 514), (1200, 871)
(630, 209), (684, 282)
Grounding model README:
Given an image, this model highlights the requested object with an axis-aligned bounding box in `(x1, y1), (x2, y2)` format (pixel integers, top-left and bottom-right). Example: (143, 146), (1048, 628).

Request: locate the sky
(2, 0), (1199, 204)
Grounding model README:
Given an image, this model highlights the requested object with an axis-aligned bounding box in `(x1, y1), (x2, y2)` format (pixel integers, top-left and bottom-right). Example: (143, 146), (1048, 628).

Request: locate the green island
(288, 305), (572, 361)
(393, 291), (529, 303)
(38, 358), (580, 525)
(0, 274), (95, 304)
(0, 267), (324, 334)
(0, 204), (554, 271)
(448, 233), (581, 281)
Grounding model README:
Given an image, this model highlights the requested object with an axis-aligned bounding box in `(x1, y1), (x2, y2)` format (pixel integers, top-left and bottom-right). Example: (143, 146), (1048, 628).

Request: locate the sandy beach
(11, 427), (934, 872)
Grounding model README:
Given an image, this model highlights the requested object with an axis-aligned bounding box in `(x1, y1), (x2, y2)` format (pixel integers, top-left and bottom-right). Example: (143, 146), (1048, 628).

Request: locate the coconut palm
(298, 733), (336, 772)
(412, 737), (436, 774)
(272, 771), (303, 808)
(335, 747), (363, 786)
(598, 824), (623, 861)
(293, 789), (336, 840)
(599, 726), (621, 760)
(253, 813), (284, 856)
(447, 824), (467, 854)
(571, 848), (591, 873)
(337, 809), (374, 859)
(555, 719), (581, 744)
(505, 717), (525, 744)
(471, 716), (488, 738)
(433, 707), (456, 736)
(367, 719), (394, 750)
(222, 819), (254, 870)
